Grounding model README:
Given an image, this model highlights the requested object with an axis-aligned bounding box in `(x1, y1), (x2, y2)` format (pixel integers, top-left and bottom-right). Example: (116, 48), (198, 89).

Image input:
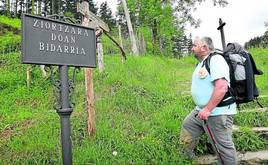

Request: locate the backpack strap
(202, 52), (236, 107)
(202, 52), (217, 74)
(217, 90), (236, 107)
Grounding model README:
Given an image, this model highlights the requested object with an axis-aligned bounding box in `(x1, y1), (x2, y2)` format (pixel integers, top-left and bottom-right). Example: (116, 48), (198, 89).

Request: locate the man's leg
(205, 115), (237, 165)
(179, 110), (205, 159)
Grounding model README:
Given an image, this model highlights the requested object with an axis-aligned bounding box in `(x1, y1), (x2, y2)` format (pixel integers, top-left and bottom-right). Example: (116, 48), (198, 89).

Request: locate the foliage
(0, 32), (20, 53)
(101, 34), (122, 55)
(245, 21), (268, 48)
(61, 0), (77, 18)
(245, 35), (268, 49)
(0, 15), (20, 29)
(88, 0), (98, 14)
(173, 0), (228, 28)
(117, 0), (187, 56)
(99, 1), (116, 29)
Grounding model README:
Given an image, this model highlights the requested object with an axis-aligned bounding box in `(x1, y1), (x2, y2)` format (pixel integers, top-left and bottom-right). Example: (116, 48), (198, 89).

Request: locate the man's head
(191, 37), (214, 60)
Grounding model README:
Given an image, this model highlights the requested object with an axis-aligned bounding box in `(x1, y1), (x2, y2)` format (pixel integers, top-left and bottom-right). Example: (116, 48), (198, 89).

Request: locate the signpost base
(57, 65), (73, 165)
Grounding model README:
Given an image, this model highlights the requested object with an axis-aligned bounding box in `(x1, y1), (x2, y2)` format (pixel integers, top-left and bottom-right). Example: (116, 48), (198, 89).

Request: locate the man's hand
(197, 78), (228, 121)
(198, 107), (211, 120)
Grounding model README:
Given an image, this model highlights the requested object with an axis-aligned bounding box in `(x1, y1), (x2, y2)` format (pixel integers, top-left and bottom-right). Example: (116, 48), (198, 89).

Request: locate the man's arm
(198, 78), (228, 120)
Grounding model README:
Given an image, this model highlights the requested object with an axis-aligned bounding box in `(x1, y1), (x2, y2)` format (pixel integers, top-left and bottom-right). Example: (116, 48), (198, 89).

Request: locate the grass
(0, 48), (268, 164)
(0, 53), (196, 164)
(0, 15), (21, 30)
(0, 31), (21, 50)
(0, 15), (21, 53)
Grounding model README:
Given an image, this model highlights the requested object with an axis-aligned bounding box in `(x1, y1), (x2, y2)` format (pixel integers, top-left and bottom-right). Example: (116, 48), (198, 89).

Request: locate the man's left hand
(198, 107), (211, 120)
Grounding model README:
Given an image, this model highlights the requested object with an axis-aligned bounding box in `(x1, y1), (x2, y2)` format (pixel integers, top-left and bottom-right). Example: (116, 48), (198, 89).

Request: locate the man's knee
(179, 128), (197, 159)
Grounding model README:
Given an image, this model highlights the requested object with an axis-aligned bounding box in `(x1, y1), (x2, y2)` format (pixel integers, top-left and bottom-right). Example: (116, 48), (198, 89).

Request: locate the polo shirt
(191, 54), (237, 116)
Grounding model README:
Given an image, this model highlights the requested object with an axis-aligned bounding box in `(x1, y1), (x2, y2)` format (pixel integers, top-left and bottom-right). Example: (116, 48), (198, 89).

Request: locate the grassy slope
(0, 15), (268, 165)
(0, 15), (21, 50)
(0, 15), (21, 29)
(1, 50), (268, 164)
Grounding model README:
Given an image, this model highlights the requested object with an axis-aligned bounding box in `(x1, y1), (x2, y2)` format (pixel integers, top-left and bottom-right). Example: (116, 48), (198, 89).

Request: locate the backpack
(203, 43), (263, 107)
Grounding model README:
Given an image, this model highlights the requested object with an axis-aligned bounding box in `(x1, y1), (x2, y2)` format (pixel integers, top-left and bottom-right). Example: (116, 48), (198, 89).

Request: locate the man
(179, 37), (237, 165)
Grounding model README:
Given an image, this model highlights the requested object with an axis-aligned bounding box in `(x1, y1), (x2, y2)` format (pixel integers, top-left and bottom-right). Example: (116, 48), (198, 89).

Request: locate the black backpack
(203, 43), (263, 107)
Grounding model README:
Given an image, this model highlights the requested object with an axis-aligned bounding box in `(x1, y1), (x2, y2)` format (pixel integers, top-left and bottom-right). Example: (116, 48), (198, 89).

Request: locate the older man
(179, 37), (237, 165)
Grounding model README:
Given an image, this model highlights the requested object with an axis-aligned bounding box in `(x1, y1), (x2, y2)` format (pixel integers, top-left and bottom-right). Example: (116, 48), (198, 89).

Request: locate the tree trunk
(159, 37), (164, 54)
(152, 19), (158, 54)
(50, 0), (53, 14)
(20, 0), (23, 14)
(118, 24), (123, 49)
(121, 0), (139, 55)
(97, 35), (104, 73)
(43, 0), (48, 16)
(38, 0), (41, 15)
(140, 32), (146, 54)
(14, 0), (18, 17)
(6, 0), (10, 17)
(31, 0), (34, 14)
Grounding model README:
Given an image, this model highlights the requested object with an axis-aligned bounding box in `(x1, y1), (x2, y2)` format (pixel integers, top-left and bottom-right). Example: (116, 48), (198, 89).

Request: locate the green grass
(0, 15), (21, 30)
(0, 49), (268, 164)
(251, 48), (268, 96)
(0, 31), (21, 50)
(0, 15), (21, 53)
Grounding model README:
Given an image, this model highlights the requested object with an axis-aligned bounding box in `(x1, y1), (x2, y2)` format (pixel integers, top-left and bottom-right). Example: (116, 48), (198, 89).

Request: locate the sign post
(58, 65), (72, 164)
(77, 1), (96, 135)
(22, 14), (96, 165)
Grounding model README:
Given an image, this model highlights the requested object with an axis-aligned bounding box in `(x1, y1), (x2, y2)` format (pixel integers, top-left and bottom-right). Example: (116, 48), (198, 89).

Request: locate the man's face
(191, 39), (203, 57)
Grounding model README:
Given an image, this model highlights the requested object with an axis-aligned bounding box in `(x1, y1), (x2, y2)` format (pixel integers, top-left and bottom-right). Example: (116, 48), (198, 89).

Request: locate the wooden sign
(77, 1), (110, 32)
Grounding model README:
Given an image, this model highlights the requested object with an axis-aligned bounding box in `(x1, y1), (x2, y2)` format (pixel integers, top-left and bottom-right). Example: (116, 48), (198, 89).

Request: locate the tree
(173, 0), (228, 28)
(121, 0), (139, 55)
(87, 0), (98, 14)
(14, 0), (18, 16)
(99, 1), (116, 29)
(0, 1), (5, 15)
(5, 0), (10, 16)
(29, 0), (35, 14)
(118, 0), (178, 55)
(115, 0), (228, 56)
(60, 0), (79, 19)
(51, 0), (60, 14)
(37, 0), (41, 15)
(42, 0), (52, 16)
(17, 0), (24, 16)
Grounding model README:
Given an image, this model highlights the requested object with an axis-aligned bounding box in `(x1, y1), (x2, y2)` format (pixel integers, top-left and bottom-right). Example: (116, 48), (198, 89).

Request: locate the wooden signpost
(77, 0), (127, 136)
(77, 2), (109, 32)
(78, 1), (126, 62)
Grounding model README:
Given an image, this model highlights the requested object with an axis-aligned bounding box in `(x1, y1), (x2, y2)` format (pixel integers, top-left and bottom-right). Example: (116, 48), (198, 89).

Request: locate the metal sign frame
(22, 13), (96, 67)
